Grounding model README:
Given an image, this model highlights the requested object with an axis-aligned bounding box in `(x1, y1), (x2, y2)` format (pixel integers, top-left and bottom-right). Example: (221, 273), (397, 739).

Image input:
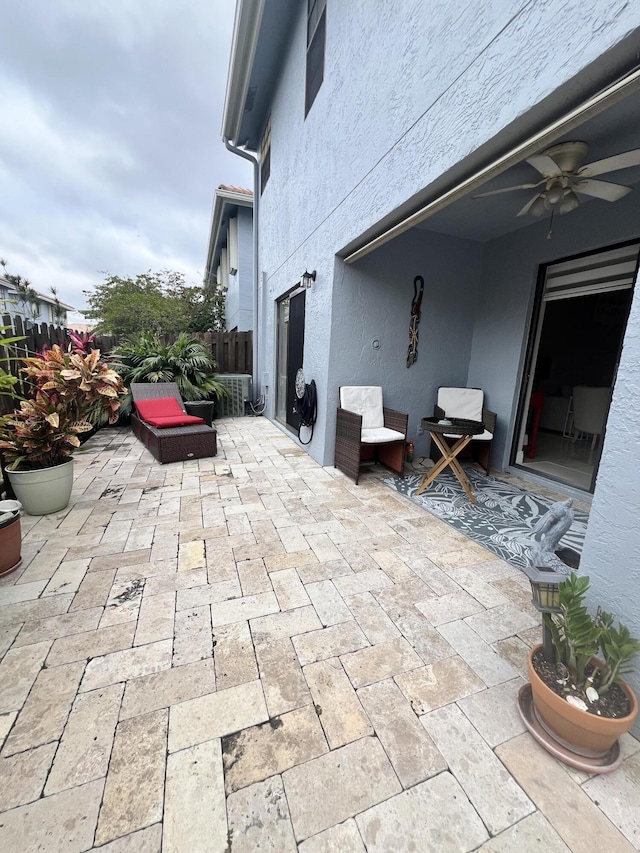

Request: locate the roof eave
(222, 0), (266, 145)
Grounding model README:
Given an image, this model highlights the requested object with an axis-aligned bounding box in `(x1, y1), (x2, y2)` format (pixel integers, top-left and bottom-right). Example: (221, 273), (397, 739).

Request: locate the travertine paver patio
(0, 417), (638, 852)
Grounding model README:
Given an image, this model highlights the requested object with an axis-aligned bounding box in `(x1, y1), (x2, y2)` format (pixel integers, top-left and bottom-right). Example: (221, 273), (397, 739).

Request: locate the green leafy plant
(110, 332), (229, 416)
(0, 345), (126, 470)
(545, 573), (640, 695)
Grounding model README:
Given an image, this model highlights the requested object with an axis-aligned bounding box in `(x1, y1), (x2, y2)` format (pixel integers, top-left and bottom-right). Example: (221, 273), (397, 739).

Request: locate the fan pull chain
(546, 209), (555, 240)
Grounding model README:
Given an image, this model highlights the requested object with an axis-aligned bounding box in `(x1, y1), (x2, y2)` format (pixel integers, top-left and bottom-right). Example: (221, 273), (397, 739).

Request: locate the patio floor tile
(168, 679), (268, 753)
(357, 678), (446, 787)
(95, 709), (167, 846)
(355, 772), (488, 852)
(422, 703), (534, 834)
(282, 736), (402, 841)
(340, 635), (423, 689)
(0, 778), (104, 853)
(395, 655), (485, 713)
(496, 733), (636, 853)
(222, 704), (329, 793)
(163, 739), (227, 853)
(0, 421), (623, 852)
(226, 775), (297, 853)
(303, 657), (373, 749)
(45, 682), (123, 794)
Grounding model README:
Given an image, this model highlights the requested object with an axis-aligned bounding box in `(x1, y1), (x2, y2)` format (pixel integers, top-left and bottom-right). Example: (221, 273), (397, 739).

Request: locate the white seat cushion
(340, 386), (384, 429)
(361, 427), (405, 444)
(444, 429), (493, 441)
(437, 387), (483, 422)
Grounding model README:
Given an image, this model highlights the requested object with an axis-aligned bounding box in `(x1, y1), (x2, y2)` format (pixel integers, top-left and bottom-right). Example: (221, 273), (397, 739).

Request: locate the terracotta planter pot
(528, 644), (638, 758)
(0, 514), (22, 577)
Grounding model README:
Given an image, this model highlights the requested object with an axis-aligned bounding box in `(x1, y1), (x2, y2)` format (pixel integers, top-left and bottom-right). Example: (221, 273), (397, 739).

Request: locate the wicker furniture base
(130, 382), (218, 464)
(335, 405), (408, 485)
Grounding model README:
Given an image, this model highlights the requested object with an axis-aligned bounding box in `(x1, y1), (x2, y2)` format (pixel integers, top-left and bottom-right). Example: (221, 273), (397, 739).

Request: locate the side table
(184, 401), (215, 427)
(416, 417), (484, 503)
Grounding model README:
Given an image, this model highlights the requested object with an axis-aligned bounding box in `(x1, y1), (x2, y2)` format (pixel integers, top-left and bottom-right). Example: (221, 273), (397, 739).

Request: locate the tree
(84, 270), (189, 336)
(84, 270), (226, 336)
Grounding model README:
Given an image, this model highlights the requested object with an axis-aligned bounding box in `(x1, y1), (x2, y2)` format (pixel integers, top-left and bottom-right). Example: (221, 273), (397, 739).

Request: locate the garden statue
(531, 498), (575, 576)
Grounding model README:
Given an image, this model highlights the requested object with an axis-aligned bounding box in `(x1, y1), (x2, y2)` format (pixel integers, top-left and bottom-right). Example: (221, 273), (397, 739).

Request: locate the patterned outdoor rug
(382, 468), (588, 569)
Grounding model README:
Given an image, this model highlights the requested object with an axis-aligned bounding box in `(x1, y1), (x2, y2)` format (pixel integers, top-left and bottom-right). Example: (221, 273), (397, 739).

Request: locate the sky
(0, 0), (252, 321)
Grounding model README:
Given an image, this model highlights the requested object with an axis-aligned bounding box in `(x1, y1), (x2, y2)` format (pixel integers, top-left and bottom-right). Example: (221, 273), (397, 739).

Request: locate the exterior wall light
(301, 270), (316, 289)
(522, 564), (564, 662)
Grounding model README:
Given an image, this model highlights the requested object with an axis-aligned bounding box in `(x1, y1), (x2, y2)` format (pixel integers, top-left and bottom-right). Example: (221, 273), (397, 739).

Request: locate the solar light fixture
(522, 564), (564, 662)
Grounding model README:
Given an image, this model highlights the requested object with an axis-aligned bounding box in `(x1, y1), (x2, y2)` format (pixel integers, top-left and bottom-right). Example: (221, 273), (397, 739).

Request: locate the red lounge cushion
(135, 397), (184, 420)
(144, 414), (206, 428)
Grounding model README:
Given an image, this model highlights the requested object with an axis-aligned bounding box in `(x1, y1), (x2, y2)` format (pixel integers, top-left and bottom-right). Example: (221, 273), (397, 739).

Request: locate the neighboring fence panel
(208, 331), (252, 374)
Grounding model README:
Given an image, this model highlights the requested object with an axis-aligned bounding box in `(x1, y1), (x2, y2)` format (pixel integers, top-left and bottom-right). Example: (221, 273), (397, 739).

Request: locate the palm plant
(110, 332), (229, 416)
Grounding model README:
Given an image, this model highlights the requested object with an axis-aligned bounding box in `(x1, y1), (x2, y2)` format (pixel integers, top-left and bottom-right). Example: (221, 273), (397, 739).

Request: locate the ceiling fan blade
(516, 194), (543, 217)
(579, 149), (640, 177)
(472, 181), (543, 198)
(573, 179), (633, 202)
(525, 154), (563, 177)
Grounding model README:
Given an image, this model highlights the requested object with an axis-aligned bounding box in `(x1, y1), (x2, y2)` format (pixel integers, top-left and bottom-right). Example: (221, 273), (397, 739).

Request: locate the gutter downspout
(225, 139), (260, 401)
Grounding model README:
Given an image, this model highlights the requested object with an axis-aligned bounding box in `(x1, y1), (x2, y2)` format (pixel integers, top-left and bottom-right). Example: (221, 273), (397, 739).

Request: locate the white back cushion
(437, 387), (484, 421)
(340, 386), (384, 429)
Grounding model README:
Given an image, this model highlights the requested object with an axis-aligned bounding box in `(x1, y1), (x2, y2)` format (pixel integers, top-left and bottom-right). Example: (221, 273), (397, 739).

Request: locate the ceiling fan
(473, 141), (640, 217)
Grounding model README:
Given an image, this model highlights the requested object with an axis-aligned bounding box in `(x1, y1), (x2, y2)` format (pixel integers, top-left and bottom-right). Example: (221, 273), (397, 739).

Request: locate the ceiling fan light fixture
(530, 195), (547, 216)
(558, 190), (579, 215)
(546, 183), (565, 206)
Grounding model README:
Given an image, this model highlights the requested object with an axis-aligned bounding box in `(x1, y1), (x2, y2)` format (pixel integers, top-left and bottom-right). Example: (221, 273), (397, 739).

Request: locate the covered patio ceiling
(416, 86), (640, 243)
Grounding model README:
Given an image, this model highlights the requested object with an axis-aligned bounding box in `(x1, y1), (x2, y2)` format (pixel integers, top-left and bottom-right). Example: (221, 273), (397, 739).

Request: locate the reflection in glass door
(275, 289), (306, 431)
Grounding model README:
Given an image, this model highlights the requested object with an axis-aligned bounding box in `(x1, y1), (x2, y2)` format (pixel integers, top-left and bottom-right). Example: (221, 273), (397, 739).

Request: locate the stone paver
(358, 678), (446, 786)
(303, 657), (373, 749)
(222, 704), (329, 793)
(95, 709), (167, 846)
(422, 702), (534, 835)
(0, 421), (623, 853)
(356, 772), (489, 852)
(496, 734), (636, 853)
(282, 737), (402, 841)
(45, 682), (123, 794)
(168, 679), (268, 752)
(227, 775), (297, 853)
(164, 739), (227, 853)
(2, 660), (85, 755)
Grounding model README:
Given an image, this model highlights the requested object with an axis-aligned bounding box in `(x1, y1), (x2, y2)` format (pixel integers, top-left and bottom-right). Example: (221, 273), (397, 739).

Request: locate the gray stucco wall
(580, 271), (640, 726)
(467, 190), (640, 469)
(326, 229), (483, 464)
(225, 207), (254, 332)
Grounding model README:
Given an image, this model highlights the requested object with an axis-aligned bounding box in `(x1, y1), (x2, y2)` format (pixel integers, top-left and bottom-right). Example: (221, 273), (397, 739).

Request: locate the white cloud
(0, 0), (251, 313)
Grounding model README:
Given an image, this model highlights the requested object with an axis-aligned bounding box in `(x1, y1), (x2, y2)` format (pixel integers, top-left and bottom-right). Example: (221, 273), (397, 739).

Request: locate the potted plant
(0, 346), (125, 515)
(529, 572), (640, 759)
(109, 332), (228, 422)
(0, 324), (26, 573)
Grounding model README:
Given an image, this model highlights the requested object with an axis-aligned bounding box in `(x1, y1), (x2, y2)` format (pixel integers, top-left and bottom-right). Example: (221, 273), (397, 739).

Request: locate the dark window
(260, 117), (271, 194)
(305, 0), (326, 117)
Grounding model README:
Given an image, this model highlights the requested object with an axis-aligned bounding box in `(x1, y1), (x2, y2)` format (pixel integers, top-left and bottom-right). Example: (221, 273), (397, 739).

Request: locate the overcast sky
(0, 0), (251, 320)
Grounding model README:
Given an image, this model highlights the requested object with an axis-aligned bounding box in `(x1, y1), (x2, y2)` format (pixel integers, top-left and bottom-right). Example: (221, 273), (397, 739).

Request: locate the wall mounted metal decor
(406, 275), (424, 368)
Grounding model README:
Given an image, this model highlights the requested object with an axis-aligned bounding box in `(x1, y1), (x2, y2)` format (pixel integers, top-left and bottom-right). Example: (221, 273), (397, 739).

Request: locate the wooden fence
(0, 316), (252, 415)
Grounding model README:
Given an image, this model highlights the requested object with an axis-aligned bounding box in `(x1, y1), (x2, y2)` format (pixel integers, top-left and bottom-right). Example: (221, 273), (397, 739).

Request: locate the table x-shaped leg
(415, 432), (476, 503)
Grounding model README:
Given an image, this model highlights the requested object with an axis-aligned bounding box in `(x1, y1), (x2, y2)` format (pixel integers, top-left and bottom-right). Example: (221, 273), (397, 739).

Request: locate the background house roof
(204, 185), (254, 285)
(222, 0), (298, 148)
(0, 277), (76, 312)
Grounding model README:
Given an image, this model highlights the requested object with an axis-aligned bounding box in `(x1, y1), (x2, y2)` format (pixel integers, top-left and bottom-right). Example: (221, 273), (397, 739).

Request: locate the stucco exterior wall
(580, 270), (640, 721)
(225, 207), (254, 332)
(256, 0), (639, 463)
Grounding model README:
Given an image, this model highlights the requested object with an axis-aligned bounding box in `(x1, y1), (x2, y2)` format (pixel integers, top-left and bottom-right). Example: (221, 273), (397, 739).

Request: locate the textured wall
(580, 272), (640, 724)
(255, 0), (639, 463)
(225, 207), (254, 332)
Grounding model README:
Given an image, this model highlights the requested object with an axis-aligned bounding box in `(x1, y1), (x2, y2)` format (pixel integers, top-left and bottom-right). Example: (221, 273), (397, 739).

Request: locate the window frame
(260, 116), (271, 195)
(305, 0), (326, 117)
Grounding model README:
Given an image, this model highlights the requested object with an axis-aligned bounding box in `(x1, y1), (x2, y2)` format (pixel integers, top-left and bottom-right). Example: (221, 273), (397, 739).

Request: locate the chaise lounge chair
(130, 382), (217, 464)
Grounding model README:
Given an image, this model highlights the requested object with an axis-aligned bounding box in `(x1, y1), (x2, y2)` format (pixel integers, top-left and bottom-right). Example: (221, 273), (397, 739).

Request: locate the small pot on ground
(528, 644), (638, 758)
(0, 502), (22, 576)
(6, 460), (74, 516)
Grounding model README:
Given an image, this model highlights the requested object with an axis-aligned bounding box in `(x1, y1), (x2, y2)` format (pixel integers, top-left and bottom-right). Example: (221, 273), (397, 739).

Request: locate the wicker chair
(130, 383), (217, 464)
(431, 386), (496, 475)
(334, 386), (408, 484)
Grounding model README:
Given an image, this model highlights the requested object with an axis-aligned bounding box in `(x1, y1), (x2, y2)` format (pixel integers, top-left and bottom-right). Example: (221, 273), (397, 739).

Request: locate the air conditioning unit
(218, 374), (252, 417)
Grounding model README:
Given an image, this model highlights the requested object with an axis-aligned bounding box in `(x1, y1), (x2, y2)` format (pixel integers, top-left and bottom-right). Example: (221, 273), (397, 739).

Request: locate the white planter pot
(7, 460), (74, 515)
